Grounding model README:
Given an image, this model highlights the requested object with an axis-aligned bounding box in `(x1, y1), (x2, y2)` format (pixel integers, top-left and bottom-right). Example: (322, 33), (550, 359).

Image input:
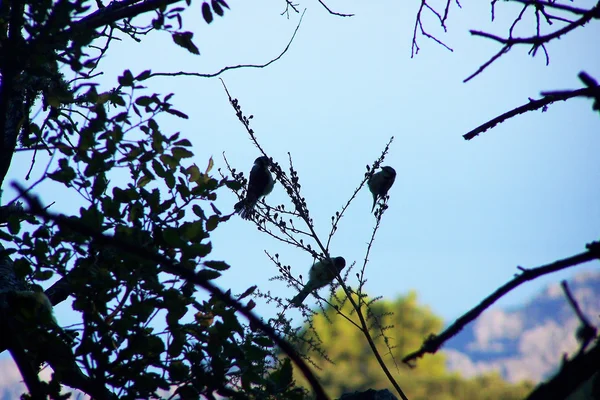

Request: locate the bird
(8, 288), (56, 325)
(368, 166), (396, 212)
(290, 256), (346, 307)
(234, 156), (275, 219)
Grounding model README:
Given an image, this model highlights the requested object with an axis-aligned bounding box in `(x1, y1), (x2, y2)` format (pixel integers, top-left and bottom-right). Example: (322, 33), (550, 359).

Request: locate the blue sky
(3, 0), (600, 334)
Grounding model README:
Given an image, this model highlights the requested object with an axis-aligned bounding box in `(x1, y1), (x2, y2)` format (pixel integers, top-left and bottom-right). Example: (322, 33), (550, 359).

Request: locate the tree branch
(411, 0), (456, 57)
(402, 241), (600, 365)
(0, 241), (30, 357)
(68, 0), (182, 35)
(561, 280), (597, 357)
(463, 85), (600, 140)
(145, 9), (306, 80)
(510, 0), (592, 15)
(464, 1), (600, 82)
(5, 331), (45, 400)
(471, 1), (598, 46)
(316, 0), (353, 17)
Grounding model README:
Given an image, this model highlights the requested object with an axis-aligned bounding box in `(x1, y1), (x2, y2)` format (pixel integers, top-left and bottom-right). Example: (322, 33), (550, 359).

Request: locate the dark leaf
(238, 285), (257, 300)
(168, 360), (190, 382)
(118, 70), (134, 86)
(171, 31), (200, 55)
(201, 2), (213, 23)
(211, 0), (224, 16)
(173, 139), (192, 147)
(172, 147), (194, 160)
(225, 180), (242, 190)
(206, 215), (219, 231)
(192, 204), (206, 220)
(196, 269), (221, 281)
(7, 215), (21, 234)
(204, 261), (230, 271)
(166, 108), (189, 119)
(136, 69), (152, 81)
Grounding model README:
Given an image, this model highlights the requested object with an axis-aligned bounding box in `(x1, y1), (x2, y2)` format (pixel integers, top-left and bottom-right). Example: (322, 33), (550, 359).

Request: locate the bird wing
(247, 163), (270, 202)
(380, 174), (396, 196)
(308, 260), (339, 290)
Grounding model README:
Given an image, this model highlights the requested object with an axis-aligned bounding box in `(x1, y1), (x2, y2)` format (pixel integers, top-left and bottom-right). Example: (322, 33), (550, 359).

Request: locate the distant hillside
(444, 270), (600, 383)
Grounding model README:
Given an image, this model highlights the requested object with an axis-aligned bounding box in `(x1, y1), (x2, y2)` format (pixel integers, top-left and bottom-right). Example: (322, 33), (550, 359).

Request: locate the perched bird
(368, 166), (396, 212)
(234, 156), (275, 219)
(291, 256), (346, 306)
(8, 288), (56, 325)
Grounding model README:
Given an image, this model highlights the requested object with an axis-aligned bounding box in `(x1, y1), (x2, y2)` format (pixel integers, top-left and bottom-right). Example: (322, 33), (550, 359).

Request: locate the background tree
(291, 291), (535, 400)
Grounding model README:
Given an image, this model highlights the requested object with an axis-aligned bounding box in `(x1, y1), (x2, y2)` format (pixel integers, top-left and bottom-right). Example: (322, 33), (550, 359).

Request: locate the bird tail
(234, 199), (257, 219)
(290, 288), (310, 307)
(371, 194), (377, 213)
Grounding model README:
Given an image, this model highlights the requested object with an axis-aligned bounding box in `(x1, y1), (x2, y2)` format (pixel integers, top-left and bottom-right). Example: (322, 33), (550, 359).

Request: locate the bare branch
(145, 9), (306, 80)
(510, 0), (592, 15)
(411, 0), (457, 57)
(463, 46), (508, 83)
(281, 0), (300, 17)
(357, 205), (384, 302)
(316, 0), (354, 17)
(463, 85), (600, 140)
(402, 241), (600, 365)
(471, 2), (598, 47)
(325, 137), (394, 252)
(465, 1), (600, 81)
(577, 71), (600, 111)
(561, 280), (598, 356)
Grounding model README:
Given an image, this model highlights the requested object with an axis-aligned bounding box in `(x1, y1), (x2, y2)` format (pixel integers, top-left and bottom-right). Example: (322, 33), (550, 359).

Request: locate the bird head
(381, 166), (396, 178)
(333, 256), (346, 272)
(254, 156), (270, 167)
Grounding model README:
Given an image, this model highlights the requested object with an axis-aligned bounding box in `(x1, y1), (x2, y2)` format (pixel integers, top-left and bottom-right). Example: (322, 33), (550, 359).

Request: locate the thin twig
(561, 280), (597, 357)
(462, 46), (509, 83)
(561, 281), (594, 332)
(146, 9), (306, 80)
(325, 137), (393, 252)
(411, 0), (455, 57)
(510, 0), (592, 15)
(316, 0), (353, 17)
(357, 206), (384, 304)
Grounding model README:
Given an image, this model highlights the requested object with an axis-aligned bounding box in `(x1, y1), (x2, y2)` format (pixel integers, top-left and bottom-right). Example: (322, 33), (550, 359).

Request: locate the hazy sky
(4, 0), (600, 334)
